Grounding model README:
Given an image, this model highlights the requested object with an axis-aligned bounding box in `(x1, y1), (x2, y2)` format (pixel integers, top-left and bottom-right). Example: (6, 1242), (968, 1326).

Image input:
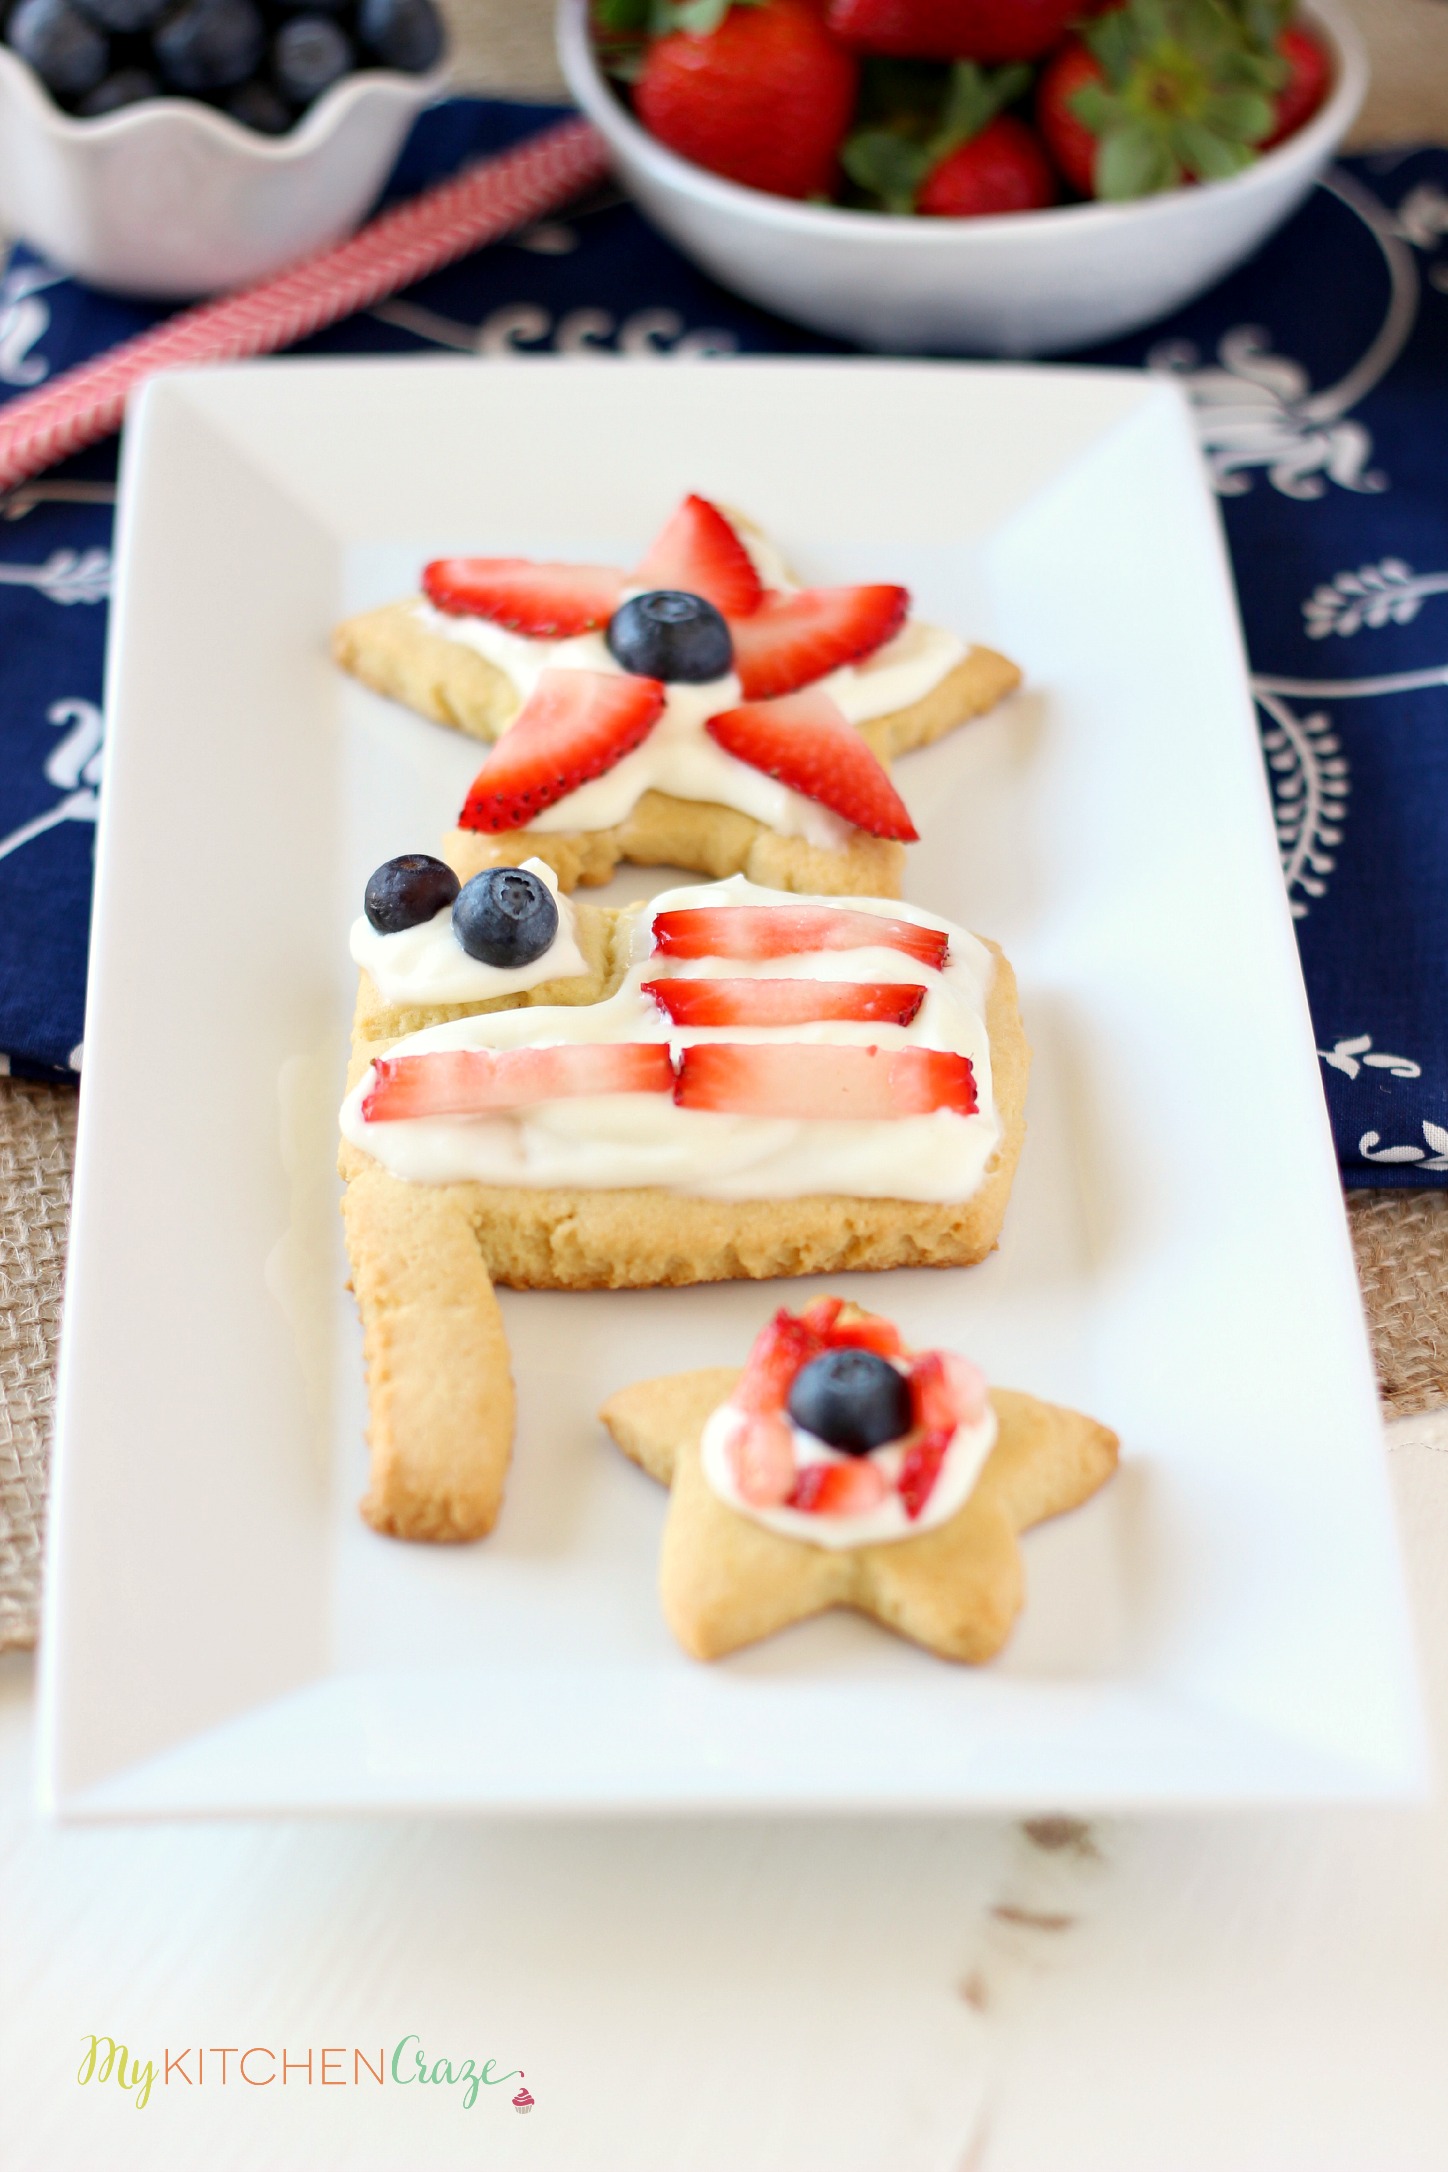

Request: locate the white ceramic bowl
(558, 0), (1365, 355)
(0, 43), (448, 299)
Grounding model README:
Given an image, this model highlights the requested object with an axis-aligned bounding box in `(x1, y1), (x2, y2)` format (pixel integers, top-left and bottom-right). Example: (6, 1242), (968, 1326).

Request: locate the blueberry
(787, 1350), (912, 1455)
(153, 0), (263, 92)
(6, 0), (108, 99)
(224, 72), (291, 129)
(364, 853), (459, 935)
(606, 591), (732, 684)
(356, 0), (441, 72)
(453, 867), (559, 969)
(74, 60), (156, 108)
(73, 0), (163, 32)
(272, 11), (350, 102)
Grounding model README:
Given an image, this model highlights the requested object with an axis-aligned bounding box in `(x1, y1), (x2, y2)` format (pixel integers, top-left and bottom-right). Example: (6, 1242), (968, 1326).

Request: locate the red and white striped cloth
(0, 114), (609, 497)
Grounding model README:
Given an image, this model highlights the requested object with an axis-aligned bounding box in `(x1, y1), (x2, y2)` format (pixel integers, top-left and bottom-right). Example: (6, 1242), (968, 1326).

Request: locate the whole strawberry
(827, 0), (1079, 61)
(635, 0), (859, 200)
(1262, 20), (1330, 148)
(1035, 36), (1104, 196)
(917, 112), (1056, 214)
(843, 57), (1052, 216)
(1036, 0), (1282, 199)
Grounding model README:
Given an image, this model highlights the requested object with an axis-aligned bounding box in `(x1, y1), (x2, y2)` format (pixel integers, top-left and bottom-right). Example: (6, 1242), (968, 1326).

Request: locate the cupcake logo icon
(513, 2083), (535, 2114)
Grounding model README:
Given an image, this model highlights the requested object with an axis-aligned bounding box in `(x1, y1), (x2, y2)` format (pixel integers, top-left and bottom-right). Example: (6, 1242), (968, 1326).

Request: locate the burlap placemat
(2, 1074), (1444, 1651)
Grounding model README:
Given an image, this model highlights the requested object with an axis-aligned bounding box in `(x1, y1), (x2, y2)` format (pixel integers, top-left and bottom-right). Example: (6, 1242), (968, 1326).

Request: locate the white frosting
(350, 859), (588, 1007)
(340, 875), (1001, 1204)
(699, 1393), (998, 1549)
(412, 513), (965, 845)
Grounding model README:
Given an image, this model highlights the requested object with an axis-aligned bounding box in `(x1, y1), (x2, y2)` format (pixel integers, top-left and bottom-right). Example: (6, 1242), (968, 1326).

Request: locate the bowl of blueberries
(0, 0), (446, 296)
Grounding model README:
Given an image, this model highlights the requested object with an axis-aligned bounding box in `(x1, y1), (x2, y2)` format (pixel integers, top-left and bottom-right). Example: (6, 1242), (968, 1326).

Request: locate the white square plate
(40, 358), (1424, 1815)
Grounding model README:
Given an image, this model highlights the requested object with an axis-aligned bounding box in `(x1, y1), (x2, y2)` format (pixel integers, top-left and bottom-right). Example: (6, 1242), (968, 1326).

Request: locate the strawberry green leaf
(1096, 119), (1177, 198)
(841, 126), (932, 212)
(1222, 0), (1292, 55)
(656, 0), (758, 31)
(1201, 86), (1276, 140)
(934, 59), (1031, 150)
(1170, 118), (1252, 175)
(593, 0), (651, 27)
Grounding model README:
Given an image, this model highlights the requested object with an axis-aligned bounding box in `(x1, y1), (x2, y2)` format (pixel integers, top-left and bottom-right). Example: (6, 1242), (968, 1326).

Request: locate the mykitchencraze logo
(76, 2035), (532, 2113)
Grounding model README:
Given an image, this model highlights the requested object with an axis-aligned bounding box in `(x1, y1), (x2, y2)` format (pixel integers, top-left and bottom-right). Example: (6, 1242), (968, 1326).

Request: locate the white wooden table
(2, 1406), (1443, 2171)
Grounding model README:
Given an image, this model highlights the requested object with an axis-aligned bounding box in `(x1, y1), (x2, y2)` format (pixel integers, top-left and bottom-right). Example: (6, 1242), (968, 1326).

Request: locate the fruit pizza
(601, 1297), (1118, 1662)
(338, 872), (1027, 1540)
(333, 494), (1020, 899)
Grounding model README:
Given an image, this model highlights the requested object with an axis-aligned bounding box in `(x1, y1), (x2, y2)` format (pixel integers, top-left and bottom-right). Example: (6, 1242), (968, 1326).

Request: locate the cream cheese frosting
(699, 1394), (998, 1549)
(340, 875), (1001, 1204)
(350, 858), (587, 1007)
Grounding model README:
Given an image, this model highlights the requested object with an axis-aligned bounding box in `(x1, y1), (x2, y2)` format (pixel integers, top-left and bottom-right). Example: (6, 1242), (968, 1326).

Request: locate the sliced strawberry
(651, 904), (949, 971)
(728, 584), (908, 699)
(788, 1459), (889, 1516)
(736, 1307), (823, 1415)
(706, 690), (918, 841)
(360, 1042), (674, 1122)
(725, 1409), (797, 1507)
(898, 1429), (952, 1521)
(458, 670), (665, 833)
(908, 1349), (988, 1434)
(641, 976), (926, 1028)
(633, 495), (764, 618)
(675, 1043), (977, 1119)
(825, 1305), (904, 1359)
(422, 557), (626, 636)
(798, 1296), (845, 1337)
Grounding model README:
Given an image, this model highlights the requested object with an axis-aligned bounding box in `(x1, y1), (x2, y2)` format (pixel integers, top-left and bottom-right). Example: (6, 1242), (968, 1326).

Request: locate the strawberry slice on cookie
(459, 670), (666, 832)
(642, 977), (927, 1027)
(422, 558), (626, 636)
(651, 902), (950, 969)
(674, 1042), (978, 1119)
(633, 493), (765, 618)
(728, 584), (909, 699)
(706, 688), (918, 839)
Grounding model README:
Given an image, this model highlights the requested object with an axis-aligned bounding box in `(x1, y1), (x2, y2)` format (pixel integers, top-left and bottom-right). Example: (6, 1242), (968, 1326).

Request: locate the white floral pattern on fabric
(1319, 1035), (1421, 1081)
(1359, 1122), (1448, 1171)
(1254, 692), (1349, 918)
(0, 258), (63, 389)
(1149, 170), (1420, 500)
(0, 699), (104, 868)
(1304, 560), (1448, 639)
(371, 297), (739, 358)
(0, 548), (110, 605)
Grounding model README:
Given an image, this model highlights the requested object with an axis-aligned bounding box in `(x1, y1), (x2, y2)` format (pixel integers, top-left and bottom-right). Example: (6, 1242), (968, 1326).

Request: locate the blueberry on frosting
(606, 591), (733, 684)
(453, 866), (559, 968)
(364, 853), (460, 934)
(787, 1349), (912, 1456)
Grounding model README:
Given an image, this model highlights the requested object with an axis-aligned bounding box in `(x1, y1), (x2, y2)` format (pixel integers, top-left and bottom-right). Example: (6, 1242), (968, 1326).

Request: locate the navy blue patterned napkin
(2, 101), (1445, 1186)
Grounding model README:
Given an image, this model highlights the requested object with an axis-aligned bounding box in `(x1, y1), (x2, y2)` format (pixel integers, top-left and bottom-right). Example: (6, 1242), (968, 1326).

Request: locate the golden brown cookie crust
(600, 1369), (1118, 1662)
(343, 1160), (516, 1542)
(332, 600), (519, 740)
(340, 933), (1029, 1288)
(443, 794), (908, 900)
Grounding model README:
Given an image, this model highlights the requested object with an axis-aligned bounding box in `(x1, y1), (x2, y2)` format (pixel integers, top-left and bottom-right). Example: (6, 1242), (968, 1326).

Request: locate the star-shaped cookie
(601, 1365), (1117, 1663)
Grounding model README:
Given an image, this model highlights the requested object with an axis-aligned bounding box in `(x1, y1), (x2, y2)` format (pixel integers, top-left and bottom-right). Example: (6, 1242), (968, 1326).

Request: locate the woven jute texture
(1, 1075), (1444, 1652)
(1, 1079), (76, 1653)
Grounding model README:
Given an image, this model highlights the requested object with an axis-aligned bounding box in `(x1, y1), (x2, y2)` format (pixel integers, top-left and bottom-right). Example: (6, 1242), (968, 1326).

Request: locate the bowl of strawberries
(558, 0), (1366, 354)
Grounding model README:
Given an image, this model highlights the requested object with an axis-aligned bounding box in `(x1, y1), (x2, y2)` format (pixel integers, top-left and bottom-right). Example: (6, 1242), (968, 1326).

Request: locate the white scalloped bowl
(0, 41), (449, 298)
(557, 0), (1365, 356)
